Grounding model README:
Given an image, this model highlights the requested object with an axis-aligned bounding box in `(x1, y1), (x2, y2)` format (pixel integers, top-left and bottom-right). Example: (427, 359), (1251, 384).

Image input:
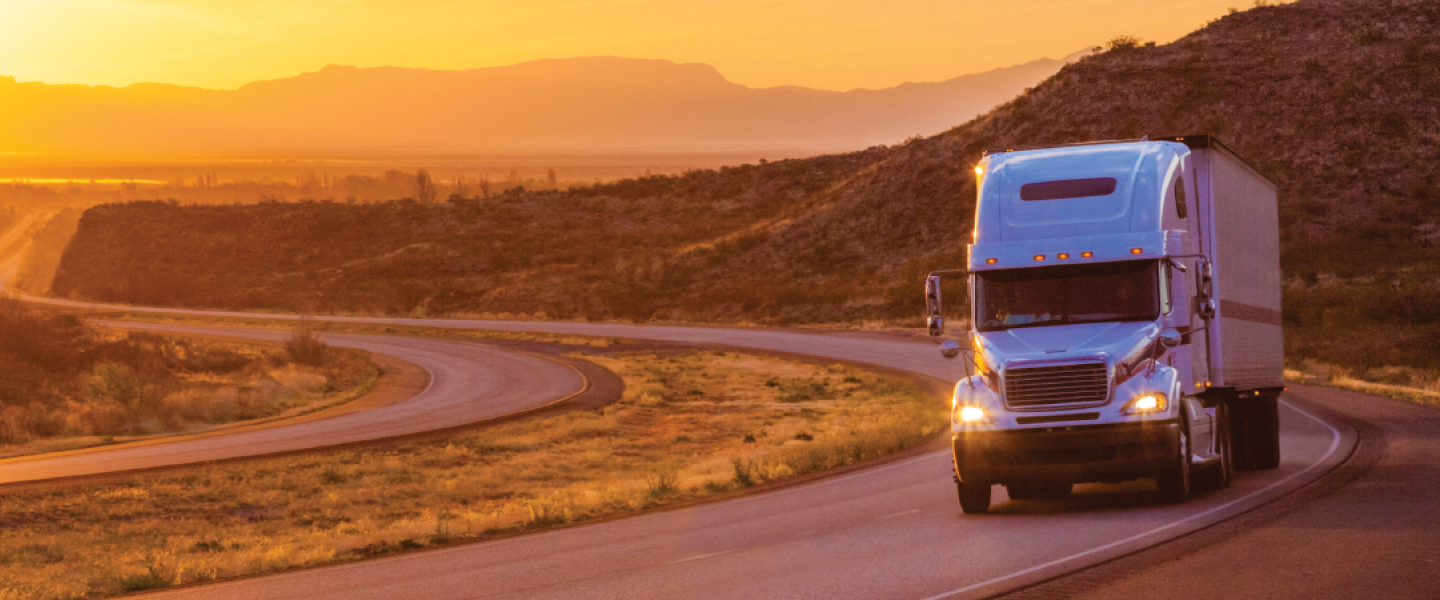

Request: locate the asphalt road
(6, 296), (1363, 598)
(147, 397), (1345, 600)
(1007, 383), (1439, 600)
(0, 324), (584, 485)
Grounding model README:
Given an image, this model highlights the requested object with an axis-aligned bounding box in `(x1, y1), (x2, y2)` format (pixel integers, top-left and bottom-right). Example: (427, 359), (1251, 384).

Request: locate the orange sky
(2, 0), (1258, 91)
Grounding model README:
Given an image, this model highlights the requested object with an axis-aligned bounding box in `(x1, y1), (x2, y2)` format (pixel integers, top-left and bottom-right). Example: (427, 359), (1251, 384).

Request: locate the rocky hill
(50, 0), (1440, 374)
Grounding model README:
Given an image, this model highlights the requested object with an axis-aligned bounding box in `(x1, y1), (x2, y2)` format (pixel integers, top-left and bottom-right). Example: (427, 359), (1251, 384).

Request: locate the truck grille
(1004, 361), (1109, 409)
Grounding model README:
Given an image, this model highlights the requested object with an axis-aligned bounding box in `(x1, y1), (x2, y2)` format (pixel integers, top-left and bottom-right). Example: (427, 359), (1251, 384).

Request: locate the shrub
(646, 471), (678, 497)
(1107, 35), (1141, 50)
(731, 458), (756, 487)
(778, 378), (832, 403)
(284, 320), (328, 366)
(116, 572), (170, 593)
(85, 363), (149, 407)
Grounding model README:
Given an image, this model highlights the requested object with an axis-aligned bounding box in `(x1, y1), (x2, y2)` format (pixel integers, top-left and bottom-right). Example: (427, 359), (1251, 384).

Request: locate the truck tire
(957, 481), (992, 514)
(1230, 399), (1254, 469)
(1248, 394), (1281, 470)
(1156, 417), (1191, 503)
(1197, 402), (1234, 490)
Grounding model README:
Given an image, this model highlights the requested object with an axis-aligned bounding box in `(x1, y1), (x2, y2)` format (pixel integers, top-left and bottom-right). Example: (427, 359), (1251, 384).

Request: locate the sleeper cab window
(1175, 175), (1188, 220)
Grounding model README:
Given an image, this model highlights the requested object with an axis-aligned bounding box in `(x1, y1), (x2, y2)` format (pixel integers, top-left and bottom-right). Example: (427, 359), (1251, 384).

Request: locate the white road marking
(671, 549), (735, 564)
(881, 509), (920, 519)
(918, 399), (1346, 600)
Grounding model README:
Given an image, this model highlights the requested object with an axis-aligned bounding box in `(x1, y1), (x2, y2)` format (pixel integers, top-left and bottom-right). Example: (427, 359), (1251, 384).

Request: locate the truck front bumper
(952, 420), (1179, 485)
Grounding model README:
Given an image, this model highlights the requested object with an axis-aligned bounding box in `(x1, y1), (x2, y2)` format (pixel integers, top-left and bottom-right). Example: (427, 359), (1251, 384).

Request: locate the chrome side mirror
(1198, 298), (1217, 321)
(940, 340), (962, 359)
(1159, 328), (1182, 348)
(925, 275), (943, 336)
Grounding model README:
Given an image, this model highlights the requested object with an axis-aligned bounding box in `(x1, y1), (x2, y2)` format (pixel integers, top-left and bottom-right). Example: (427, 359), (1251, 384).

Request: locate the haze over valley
(0, 53), (1088, 157)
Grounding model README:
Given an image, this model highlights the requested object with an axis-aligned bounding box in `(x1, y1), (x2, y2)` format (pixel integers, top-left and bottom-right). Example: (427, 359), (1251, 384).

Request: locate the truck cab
(929, 137), (1284, 513)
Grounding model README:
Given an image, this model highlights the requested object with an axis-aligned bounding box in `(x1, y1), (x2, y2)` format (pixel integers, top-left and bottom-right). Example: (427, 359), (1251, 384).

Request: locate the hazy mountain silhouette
(0, 54), (1089, 155)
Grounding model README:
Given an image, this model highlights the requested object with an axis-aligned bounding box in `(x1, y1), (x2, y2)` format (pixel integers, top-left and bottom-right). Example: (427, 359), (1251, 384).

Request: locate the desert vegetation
(0, 299), (377, 456)
(0, 349), (940, 598)
(30, 1), (1440, 385)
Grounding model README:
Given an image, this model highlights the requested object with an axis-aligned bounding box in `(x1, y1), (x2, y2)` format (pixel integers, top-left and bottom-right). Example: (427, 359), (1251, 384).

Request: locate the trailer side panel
(1201, 146), (1284, 390)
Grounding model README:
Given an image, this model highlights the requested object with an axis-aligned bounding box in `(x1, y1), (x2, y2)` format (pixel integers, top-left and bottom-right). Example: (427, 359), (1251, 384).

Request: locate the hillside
(0, 54), (1077, 155)
(50, 0), (1440, 375)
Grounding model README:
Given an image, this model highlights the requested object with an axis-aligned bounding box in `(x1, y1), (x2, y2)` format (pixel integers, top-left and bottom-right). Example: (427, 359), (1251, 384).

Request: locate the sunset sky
(3, 0), (1257, 91)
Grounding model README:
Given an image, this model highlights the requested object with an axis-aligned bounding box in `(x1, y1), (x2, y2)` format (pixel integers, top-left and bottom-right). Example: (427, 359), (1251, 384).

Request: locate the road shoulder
(1001, 384), (1437, 599)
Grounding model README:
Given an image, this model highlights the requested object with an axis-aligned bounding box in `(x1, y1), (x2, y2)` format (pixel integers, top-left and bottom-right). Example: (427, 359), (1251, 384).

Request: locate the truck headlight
(1121, 393), (1168, 415)
(957, 405), (993, 424)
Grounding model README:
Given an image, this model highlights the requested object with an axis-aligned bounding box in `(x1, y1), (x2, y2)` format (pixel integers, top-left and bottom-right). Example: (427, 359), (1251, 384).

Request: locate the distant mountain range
(0, 53), (1091, 155)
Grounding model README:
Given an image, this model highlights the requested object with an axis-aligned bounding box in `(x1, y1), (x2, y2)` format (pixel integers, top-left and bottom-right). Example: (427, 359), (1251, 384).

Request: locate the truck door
(1175, 164), (1213, 395)
(1186, 259), (1212, 393)
(1172, 168), (1214, 451)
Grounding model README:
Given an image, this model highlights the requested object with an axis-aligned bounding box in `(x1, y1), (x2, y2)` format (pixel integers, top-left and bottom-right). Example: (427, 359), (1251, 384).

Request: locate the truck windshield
(976, 260), (1160, 331)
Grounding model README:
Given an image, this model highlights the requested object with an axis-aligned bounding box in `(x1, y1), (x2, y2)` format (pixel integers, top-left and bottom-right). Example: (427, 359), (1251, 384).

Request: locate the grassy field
(0, 302), (379, 457)
(0, 347), (941, 598)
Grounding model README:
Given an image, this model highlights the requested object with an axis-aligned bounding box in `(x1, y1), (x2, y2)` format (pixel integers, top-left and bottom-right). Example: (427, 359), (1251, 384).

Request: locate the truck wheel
(1248, 394), (1281, 470)
(1156, 418), (1191, 503)
(957, 481), (992, 514)
(1197, 402), (1234, 490)
(1230, 400), (1254, 469)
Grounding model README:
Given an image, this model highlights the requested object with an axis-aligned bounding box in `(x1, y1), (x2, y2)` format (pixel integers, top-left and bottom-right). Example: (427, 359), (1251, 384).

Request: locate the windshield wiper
(1069, 314), (1153, 324)
(984, 316), (1064, 331)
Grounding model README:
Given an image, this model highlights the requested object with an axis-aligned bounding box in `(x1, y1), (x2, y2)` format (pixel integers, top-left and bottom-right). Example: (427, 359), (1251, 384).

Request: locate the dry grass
(1286, 363), (1440, 408)
(0, 350), (941, 598)
(0, 307), (379, 459)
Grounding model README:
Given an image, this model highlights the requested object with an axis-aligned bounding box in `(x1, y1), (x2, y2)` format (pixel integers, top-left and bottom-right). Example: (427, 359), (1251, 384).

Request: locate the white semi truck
(925, 136), (1285, 514)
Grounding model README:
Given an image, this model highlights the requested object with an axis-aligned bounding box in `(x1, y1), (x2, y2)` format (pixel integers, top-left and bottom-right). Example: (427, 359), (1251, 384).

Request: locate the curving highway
(0, 292), (1367, 598)
(0, 324), (585, 485)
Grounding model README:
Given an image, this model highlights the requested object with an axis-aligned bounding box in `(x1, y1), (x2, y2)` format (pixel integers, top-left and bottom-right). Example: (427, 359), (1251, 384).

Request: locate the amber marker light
(1057, 252), (1070, 259)
(1121, 393), (1168, 415)
(974, 165), (984, 175)
(1081, 251), (1093, 258)
(1130, 248), (1143, 254)
(1033, 254), (1045, 261)
(985, 258), (997, 264)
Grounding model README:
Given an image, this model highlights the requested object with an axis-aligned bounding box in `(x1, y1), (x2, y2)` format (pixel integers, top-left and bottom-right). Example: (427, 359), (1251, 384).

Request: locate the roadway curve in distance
(0, 324), (585, 485)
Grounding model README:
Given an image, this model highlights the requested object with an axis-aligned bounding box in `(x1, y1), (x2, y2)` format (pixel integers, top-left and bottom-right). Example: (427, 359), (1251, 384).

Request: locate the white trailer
(1187, 136), (1285, 471)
